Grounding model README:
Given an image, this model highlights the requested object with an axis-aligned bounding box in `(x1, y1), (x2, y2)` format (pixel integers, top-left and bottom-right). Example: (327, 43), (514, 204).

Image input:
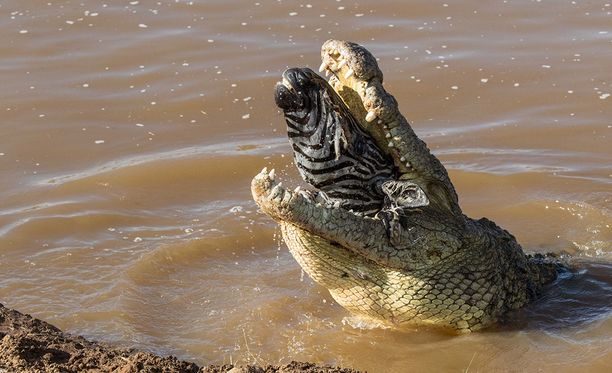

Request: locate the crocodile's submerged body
(252, 40), (559, 333)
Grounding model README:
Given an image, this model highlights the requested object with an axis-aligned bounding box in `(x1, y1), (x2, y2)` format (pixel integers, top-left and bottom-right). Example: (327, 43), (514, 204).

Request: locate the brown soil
(0, 303), (361, 373)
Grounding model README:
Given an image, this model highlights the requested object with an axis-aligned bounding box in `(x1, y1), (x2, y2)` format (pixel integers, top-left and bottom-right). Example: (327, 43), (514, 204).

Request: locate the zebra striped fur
(275, 68), (396, 216)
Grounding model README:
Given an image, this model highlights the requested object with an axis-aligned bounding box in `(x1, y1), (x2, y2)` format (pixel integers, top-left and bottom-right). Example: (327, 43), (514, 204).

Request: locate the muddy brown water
(0, 1), (610, 372)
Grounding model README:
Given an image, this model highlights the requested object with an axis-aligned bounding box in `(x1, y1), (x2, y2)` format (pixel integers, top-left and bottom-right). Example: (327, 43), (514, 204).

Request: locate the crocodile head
(251, 40), (558, 333)
(254, 40), (464, 268)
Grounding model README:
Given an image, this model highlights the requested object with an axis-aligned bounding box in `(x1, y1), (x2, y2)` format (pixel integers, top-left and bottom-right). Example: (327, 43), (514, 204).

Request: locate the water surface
(0, 1), (610, 371)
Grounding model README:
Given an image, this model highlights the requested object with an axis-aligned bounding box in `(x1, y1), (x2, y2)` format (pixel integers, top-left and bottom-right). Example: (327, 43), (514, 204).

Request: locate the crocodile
(252, 40), (560, 333)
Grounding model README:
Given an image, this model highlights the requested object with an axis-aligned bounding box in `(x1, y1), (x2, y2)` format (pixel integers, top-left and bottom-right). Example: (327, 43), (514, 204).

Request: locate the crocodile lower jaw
(252, 168), (490, 333)
(251, 167), (378, 229)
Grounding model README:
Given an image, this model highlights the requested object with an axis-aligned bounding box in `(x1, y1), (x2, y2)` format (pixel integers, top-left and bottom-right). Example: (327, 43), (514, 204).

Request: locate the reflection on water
(0, 0), (610, 371)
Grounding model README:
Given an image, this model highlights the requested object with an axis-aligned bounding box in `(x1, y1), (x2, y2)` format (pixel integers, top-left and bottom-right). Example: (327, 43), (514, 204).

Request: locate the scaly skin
(252, 40), (559, 333)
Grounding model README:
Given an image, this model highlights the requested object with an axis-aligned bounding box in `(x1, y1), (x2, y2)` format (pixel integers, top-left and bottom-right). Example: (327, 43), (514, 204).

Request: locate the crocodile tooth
(318, 62), (327, 73)
(294, 186), (301, 193)
(377, 120), (383, 124)
(365, 111), (377, 122)
(261, 166), (268, 175)
(388, 141), (394, 148)
(385, 133), (391, 139)
(405, 162), (412, 169)
(344, 68), (354, 79)
(329, 75), (340, 89)
(333, 201), (340, 208)
(299, 190), (314, 202)
(325, 69), (330, 77)
(400, 157), (406, 162)
(337, 59), (347, 69)
(270, 183), (283, 200)
(282, 189), (292, 203)
(269, 168), (276, 181)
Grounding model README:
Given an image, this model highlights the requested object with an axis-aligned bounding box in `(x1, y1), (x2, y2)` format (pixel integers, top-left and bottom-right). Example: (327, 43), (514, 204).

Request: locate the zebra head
(274, 68), (396, 216)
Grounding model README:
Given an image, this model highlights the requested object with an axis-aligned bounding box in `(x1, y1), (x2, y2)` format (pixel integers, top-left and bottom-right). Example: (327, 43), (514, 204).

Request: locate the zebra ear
(381, 180), (429, 209)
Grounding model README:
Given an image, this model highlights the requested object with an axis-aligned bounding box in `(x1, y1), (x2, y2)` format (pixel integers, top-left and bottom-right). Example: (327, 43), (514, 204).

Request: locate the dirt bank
(0, 303), (360, 373)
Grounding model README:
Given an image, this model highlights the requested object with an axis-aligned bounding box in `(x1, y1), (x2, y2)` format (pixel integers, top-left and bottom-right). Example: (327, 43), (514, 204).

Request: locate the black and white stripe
(276, 68), (396, 216)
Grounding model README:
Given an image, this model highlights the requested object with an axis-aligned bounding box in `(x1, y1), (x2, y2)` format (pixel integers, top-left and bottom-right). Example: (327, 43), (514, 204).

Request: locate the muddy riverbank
(0, 303), (359, 373)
